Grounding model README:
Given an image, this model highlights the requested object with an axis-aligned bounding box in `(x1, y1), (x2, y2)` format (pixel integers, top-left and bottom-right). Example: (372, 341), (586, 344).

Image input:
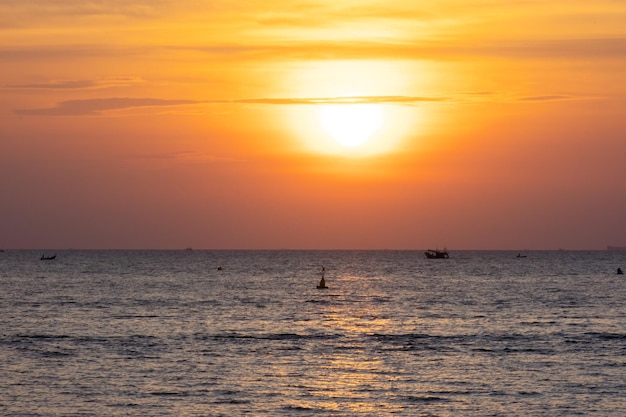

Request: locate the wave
(198, 332), (341, 342)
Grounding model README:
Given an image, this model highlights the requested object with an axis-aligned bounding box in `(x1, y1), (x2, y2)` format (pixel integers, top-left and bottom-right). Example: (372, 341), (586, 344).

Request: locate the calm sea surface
(1, 250), (625, 416)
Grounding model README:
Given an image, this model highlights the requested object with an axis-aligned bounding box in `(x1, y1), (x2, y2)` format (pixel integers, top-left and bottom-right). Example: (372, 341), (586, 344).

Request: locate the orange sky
(1, 1), (626, 249)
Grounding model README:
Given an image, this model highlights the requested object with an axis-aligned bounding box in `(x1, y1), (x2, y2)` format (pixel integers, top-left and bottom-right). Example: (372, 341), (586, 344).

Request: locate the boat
(40, 254), (56, 260)
(425, 249), (449, 259)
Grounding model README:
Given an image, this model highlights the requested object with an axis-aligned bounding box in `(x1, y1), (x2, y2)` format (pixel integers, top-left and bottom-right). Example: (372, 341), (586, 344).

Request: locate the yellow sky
(1, 1), (626, 249)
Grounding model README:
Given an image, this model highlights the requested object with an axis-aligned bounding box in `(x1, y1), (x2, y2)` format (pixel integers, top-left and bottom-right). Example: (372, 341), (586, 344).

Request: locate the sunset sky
(2, 1), (626, 250)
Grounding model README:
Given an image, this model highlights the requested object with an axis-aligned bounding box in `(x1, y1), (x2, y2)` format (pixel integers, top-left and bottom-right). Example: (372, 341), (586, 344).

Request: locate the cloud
(3, 37), (626, 65)
(13, 95), (450, 116)
(5, 77), (143, 90)
(173, 37), (626, 62)
(13, 92), (585, 116)
(518, 95), (575, 102)
(0, 45), (153, 62)
(481, 38), (626, 60)
(14, 97), (200, 116)
(0, 0), (163, 19)
(234, 96), (448, 105)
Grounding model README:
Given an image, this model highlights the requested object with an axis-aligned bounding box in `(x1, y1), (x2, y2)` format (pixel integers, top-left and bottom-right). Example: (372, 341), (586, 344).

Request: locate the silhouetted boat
(40, 254), (56, 260)
(425, 249), (449, 259)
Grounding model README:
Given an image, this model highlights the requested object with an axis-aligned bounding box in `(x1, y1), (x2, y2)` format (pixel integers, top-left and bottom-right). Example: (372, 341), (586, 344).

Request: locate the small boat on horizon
(40, 254), (56, 260)
(425, 249), (449, 259)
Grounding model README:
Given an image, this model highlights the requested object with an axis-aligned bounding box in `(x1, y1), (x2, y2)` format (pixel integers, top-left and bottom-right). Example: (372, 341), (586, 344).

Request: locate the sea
(1, 249), (625, 416)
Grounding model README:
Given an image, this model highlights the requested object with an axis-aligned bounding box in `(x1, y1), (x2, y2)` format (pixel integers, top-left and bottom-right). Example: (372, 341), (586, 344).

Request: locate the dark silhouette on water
(40, 254), (56, 260)
(618, 268), (623, 275)
(317, 266), (327, 289)
(425, 249), (449, 259)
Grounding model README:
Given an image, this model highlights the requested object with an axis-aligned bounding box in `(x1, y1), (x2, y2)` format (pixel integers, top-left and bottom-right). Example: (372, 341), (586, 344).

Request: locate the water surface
(1, 250), (625, 416)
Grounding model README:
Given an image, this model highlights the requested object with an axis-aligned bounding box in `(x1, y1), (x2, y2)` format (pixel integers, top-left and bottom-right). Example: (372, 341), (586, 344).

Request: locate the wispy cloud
(0, 45), (153, 62)
(128, 151), (246, 164)
(480, 38), (626, 60)
(3, 37), (626, 65)
(14, 97), (200, 116)
(13, 95), (450, 116)
(5, 77), (143, 90)
(0, 0), (163, 20)
(13, 92), (587, 116)
(518, 95), (575, 102)
(233, 96), (448, 105)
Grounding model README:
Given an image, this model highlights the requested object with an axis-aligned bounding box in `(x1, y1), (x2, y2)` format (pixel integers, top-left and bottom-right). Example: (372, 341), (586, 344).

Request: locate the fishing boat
(424, 249), (449, 259)
(40, 254), (56, 260)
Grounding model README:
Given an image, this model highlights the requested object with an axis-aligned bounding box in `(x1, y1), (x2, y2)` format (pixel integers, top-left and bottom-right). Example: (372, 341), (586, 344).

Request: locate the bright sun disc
(319, 104), (384, 147)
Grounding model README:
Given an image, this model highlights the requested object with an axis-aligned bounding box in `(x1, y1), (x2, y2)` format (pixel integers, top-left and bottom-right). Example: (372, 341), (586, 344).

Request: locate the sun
(318, 104), (384, 147)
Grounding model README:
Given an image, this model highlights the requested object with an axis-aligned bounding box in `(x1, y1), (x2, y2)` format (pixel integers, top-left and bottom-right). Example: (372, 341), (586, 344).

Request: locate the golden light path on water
(268, 274), (414, 414)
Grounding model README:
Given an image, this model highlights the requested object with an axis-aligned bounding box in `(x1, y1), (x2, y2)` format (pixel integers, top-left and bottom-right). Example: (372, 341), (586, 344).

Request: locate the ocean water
(1, 249), (625, 416)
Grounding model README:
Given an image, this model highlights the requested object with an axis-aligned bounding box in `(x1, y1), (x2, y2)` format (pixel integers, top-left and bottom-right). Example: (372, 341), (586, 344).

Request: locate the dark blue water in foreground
(1, 250), (625, 416)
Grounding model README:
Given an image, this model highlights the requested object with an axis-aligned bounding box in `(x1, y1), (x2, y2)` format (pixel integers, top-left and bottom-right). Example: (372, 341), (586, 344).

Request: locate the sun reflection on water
(284, 275), (408, 413)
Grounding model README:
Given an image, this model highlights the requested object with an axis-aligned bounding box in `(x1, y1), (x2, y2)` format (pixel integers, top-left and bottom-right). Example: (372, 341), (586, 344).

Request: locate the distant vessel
(40, 254), (56, 260)
(425, 249), (449, 259)
(607, 246), (626, 251)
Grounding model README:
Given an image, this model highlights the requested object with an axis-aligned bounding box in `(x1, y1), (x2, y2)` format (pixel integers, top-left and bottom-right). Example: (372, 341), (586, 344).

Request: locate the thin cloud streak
(14, 98), (200, 116)
(519, 95), (575, 101)
(5, 77), (143, 90)
(3, 37), (626, 64)
(127, 151), (246, 164)
(0, 0), (163, 19)
(13, 96), (450, 116)
(177, 37), (626, 61)
(14, 93), (584, 116)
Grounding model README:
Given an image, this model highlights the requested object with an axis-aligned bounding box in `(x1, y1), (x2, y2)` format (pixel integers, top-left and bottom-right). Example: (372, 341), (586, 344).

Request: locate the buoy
(317, 277), (327, 289)
(317, 266), (327, 288)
